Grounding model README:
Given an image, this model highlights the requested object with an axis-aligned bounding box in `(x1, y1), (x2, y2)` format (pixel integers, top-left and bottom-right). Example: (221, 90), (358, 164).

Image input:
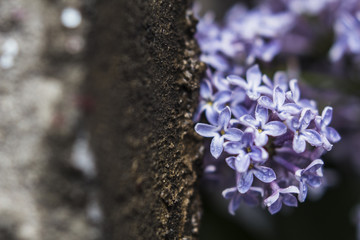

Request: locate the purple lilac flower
(222, 186), (264, 215)
(224, 132), (268, 172)
(227, 65), (272, 100)
(315, 106), (341, 150)
(195, 106), (243, 158)
(193, 70), (232, 125)
(264, 183), (299, 215)
(239, 104), (287, 146)
(295, 159), (324, 202)
(258, 85), (302, 120)
(235, 163), (276, 194)
(288, 108), (322, 153)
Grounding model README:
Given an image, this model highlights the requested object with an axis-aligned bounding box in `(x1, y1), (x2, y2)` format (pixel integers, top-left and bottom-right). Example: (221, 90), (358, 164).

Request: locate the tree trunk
(86, 0), (204, 239)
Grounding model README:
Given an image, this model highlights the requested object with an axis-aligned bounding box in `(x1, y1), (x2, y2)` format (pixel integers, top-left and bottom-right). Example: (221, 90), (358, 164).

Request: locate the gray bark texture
(86, 0), (204, 239)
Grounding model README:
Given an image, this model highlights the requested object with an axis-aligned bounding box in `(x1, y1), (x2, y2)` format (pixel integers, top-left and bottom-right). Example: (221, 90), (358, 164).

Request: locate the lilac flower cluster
(195, 0), (360, 72)
(194, 64), (340, 214)
(195, 5), (294, 75)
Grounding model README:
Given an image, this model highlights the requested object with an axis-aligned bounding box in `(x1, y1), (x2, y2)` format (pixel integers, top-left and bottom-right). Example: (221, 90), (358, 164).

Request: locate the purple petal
(321, 107), (333, 126)
(258, 96), (275, 110)
(305, 175), (322, 188)
(281, 103), (302, 114)
(260, 147), (269, 160)
(249, 186), (264, 197)
(299, 108), (313, 130)
(222, 187), (237, 199)
(239, 114), (259, 128)
(248, 146), (268, 161)
(205, 107), (219, 125)
(293, 134), (306, 153)
(254, 132), (269, 147)
(255, 104), (269, 126)
(193, 102), (207, 122)
(326, 127), (341, 143)
(246, 64), (262, 88)
(302, 129), (322, 146)
(194, 123), (218, 137)
(247, 90), (261, 100)
(218, 106), (231, 129)
(263, 121), (287, 136)
(200, 80), (213, 99)
(273, 86), (285, 107)
(210, 134), (224, 158)
(264, 191), (280, 206)
(321, 136), (333, 151)
(214, 90), (232, 106)
(235, 155), (250, 173)
(227, 75), (248, 89)
(279, 186), (300, 194)
(229, 193), (242, 215)
(212, 72), (229, 91)
(256, 85), (273, 96)
(224, 128), (244, 141)
(201, 54), (229, 71)
(225, 156), (236, 170)
(262, 74), (273, 88)
(232, 104), (248, 119)
(298, 181), (307, 203)
(253, 166), (276, 183)
(288, 116), (300, 132)
(232, 88), (247, 103)
(288, 79), (300, 102)
(282, 194), (298, 207)
(224, 141), (243, 154)
(304, 159), (324, 173)
(237, 171), (254, 194)
(268, 199), (282, 215)
(241, 132), (254, 146)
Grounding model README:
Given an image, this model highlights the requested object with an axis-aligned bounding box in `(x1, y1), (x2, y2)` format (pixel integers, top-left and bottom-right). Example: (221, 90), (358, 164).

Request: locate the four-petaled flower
(258, 85), (302, 120)
(264, 184), (300, 215)
(195, 106), (243, 158)
(193, 72), (232, 125)
(227, 65), (272, 100)
(239, 104), (287, 146)
(288, 108), (322, 153)
(236, 162), (276, 194)
(224, 132), (268, 173)
(295, 159), (324, 202)
(315, 106), (341, 151)
(222, 186), (264, 215)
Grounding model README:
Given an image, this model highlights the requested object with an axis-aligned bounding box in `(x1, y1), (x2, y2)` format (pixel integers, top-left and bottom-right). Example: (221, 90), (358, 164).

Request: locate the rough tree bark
(87, 0), (204, 239)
